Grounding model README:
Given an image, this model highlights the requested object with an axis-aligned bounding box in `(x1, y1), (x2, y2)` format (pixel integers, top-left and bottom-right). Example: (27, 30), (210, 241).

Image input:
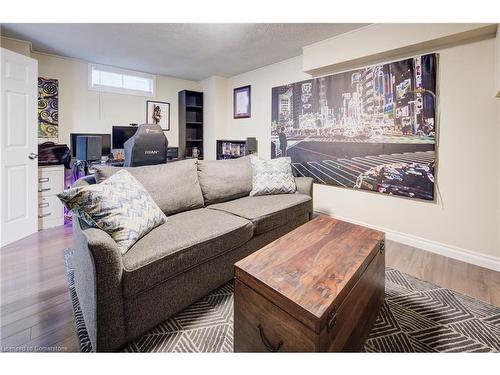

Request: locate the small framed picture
(146, 100), (170, 130)
(233, 85), (251, 119)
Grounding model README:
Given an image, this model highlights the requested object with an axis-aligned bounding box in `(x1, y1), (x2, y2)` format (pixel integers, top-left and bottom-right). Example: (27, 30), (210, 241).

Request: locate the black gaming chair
(123, 124), (168, 167)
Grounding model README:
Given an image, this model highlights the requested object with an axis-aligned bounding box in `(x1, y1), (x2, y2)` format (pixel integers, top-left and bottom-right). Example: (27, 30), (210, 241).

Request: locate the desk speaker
(76, 136), (102, 161)
(246, 137), (258, 155)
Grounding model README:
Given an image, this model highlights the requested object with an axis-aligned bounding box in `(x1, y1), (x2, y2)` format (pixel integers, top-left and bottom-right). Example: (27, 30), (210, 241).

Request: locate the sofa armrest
(73, 216), (127, 351)
(295, 177), (314, 198)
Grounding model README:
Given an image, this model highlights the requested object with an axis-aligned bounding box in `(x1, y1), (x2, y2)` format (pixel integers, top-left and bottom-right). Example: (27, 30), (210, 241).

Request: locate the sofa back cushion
(249, 156), (296, 196)
(197, 156), (252, 205)
(94, 159), (204, 215)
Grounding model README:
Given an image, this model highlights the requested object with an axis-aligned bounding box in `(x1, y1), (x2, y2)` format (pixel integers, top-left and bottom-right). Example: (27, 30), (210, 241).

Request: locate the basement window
(88, 63), (156, 97)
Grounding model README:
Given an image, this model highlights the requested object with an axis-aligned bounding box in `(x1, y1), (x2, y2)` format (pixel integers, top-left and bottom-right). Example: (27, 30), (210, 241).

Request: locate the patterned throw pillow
(58, 170), (167, 254)
(249, 156), (296, 196)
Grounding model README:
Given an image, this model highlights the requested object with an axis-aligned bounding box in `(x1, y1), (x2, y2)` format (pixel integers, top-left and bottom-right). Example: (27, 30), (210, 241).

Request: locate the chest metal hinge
(379, 240), (385, 254)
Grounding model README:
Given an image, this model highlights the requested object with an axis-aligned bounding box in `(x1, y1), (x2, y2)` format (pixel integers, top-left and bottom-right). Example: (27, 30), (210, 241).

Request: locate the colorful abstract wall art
(38, 77), (59, 139)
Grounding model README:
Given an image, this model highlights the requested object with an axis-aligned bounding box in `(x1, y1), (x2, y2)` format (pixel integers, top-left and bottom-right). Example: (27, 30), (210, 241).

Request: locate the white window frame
(88, 63), (156, 97)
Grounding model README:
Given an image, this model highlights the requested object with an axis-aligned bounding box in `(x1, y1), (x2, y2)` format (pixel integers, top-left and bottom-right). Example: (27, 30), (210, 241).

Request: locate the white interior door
(0, 48), (38, 247)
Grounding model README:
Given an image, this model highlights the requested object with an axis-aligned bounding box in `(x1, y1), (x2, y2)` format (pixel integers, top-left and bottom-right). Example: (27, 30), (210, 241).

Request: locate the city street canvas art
(271, 53), (437, 200)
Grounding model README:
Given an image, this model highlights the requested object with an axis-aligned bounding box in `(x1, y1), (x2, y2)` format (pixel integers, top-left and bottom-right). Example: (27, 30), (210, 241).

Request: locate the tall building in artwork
(272, 54), (436, 139)
(297, 80), (318, 129)
(371, 65), (386, 129)
(393, 58), (415, 134)
(318, 77), (334, 128)
(360, 67), (375, 128)
(346, 73), (361, 128)
(412, 56), (424, 133)
(277, 87), (293, 127)
(340, 93), (351, 127)
(382, 64), (395, 123)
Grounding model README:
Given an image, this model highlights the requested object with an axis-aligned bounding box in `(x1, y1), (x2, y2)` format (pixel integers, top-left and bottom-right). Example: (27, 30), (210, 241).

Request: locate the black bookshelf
(216, 139), (247, 160)
(178, 90), (203, 159)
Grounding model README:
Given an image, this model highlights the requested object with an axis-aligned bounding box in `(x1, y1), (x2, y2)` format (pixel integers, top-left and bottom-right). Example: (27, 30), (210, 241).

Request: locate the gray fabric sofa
(71, 156), (313, 352)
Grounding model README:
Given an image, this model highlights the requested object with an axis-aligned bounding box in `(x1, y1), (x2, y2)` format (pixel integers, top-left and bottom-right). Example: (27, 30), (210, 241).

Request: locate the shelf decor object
(146, 100), (170, 130)
(216, 139), (247, 160)
(233, 85), (251, 119)
(178, 90), (203, 159)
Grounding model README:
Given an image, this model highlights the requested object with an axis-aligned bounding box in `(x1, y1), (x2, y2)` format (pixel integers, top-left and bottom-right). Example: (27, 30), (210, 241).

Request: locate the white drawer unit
(38, 165), (65, 230)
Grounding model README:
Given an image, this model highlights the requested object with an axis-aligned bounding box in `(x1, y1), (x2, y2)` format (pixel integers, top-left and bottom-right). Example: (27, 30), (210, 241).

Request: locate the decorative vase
(192, 147), (199, 158)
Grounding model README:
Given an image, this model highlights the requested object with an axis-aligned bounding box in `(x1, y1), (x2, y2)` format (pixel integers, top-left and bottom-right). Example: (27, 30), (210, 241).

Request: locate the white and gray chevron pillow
(58, 169), (166, 254)
(249, 156), (296, 196)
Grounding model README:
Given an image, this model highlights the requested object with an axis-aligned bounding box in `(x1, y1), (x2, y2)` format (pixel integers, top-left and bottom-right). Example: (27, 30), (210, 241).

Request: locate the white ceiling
(1, 23), (366, 81)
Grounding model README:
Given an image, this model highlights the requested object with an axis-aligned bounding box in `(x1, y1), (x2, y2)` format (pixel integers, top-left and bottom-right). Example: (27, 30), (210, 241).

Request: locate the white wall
(0, 36), (31, 56)
(200, 76), (229, 160)
(497, 26), (500, 253)
(496, 27), (500, 98)
(302, 23), (497, 75)
(221, 56), (311, 158)
(217, 38), (500, 266)
(33, 52), (201, 148)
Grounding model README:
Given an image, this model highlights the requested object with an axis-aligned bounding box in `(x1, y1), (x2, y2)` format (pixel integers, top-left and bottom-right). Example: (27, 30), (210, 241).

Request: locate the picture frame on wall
(233, 85), (251, 119)
(146, 100), (170, 130)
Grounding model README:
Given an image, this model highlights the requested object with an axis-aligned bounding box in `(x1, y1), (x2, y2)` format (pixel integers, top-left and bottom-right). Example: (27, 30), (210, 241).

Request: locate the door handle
(29, 153), (38, 160)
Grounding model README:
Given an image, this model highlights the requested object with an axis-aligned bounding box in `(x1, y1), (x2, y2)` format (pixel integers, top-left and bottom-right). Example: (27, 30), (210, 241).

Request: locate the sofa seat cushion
(122, 208), (253, 298)
(208, 194), (312, 235)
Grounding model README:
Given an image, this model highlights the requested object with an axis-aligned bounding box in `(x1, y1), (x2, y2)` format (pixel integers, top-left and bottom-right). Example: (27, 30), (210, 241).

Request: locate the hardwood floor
(1, 224), (76, 352)
(1, 224), (499, 352)
(386, 240), (500, 307)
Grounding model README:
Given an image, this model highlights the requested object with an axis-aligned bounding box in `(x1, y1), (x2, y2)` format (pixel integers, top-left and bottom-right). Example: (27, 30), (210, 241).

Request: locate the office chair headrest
(123, 124), (168, 167)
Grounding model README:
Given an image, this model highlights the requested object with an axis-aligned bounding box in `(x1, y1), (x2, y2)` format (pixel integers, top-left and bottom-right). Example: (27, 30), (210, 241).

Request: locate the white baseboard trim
(315, 209), (500, 272)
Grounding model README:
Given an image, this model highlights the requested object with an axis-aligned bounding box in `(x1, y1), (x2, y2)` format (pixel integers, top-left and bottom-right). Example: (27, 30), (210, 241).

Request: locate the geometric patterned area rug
(64, 250), (500, 353)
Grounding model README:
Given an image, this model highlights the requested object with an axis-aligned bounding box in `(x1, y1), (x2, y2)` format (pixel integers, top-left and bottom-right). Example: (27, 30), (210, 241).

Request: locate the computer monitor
(112, 126), (138, 149)
(70, 133), (111, 158)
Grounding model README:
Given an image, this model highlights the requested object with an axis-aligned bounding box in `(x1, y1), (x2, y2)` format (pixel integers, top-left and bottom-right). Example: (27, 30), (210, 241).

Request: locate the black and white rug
(65, 250), (500, 353)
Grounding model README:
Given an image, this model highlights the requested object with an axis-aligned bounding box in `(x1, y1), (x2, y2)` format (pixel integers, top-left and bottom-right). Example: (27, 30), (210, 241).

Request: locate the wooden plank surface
(385, 240), (500, 307)
(318, 249), (385, 351)
(235, 215), (384, 331)
(0, 224), (76, 352)
(234, 280), (315, 352)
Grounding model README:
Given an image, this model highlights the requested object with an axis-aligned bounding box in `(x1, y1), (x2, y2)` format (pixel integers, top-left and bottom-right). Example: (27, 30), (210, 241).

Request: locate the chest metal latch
(327, 307), (337, 331)
(379, 240), (385, 254)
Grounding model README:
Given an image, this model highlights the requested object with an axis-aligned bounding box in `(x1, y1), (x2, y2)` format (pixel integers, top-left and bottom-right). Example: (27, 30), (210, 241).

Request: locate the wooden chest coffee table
(234, 215), (385, 352)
